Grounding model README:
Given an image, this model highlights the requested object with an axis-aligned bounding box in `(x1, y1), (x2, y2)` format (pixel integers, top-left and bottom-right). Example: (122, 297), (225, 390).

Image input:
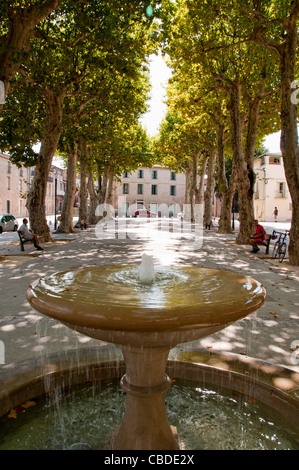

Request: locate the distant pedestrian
(273, 207), (278, 222)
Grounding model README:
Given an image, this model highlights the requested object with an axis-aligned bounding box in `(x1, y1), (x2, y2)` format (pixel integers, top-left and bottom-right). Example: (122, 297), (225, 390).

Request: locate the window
(152, 170), (157, 179)
(6, 176), (10, 190)
(138, 169), (143, 178)
(151, 185), (157, 195)
(170, 171), (176, 181)
(6, 200), (10, 213)
(170, 185), (176, 196)
(269, 157), (281, 165)
(279, 182), (285, 197)
(123, 172), (129, 178)
(19, 167), (23, 177)
(275, 182), (285, 198)
(123, 183), (129, 194)
(254, 182), (259, 199)
(7, 161), (11, 174)
(137, 184), (143, 195)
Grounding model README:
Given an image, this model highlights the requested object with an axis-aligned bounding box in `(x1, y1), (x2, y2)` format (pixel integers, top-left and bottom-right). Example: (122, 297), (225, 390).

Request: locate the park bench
(256, 233), (271, 254)
(17, 230), (34, 252)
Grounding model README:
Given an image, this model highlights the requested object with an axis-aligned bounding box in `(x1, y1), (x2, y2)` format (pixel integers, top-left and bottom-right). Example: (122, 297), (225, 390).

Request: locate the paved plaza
(0, 218), (298, 374)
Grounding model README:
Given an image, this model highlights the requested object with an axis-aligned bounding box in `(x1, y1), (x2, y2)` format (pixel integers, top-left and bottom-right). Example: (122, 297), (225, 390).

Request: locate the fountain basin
(27, 266), (265, 346)
(26, 265), (266, 450)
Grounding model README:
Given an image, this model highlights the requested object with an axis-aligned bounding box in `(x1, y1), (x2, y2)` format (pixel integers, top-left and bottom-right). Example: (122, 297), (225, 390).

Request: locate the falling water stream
(0, 377), (298, 450)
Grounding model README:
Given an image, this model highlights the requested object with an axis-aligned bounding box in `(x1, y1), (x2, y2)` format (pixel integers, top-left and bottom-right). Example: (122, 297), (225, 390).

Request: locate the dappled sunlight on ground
(0, 224), (298, 373)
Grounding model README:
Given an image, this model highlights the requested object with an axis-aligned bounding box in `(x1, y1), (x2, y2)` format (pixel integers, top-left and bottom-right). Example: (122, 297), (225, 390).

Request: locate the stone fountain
(26, 254), (266, 450)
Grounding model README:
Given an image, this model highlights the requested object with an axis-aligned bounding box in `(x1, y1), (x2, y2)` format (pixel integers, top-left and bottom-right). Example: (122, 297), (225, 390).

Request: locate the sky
(140, 53), (281, 154)
(139, 52), (172, 137)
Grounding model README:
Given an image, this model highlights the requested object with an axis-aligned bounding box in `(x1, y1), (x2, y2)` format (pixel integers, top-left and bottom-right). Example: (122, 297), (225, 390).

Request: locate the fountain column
(112, 345), (179, 450)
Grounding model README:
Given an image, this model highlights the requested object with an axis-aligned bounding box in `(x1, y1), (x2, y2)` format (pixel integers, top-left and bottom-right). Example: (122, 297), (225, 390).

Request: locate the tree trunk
(106, 168), (114, 205)
(101, 166), (115, 218)
(279, 12), (299, 265)
(243, 81), (266, 229)
(204, 149), (216, 226)
(98, 166), (110, 205)
(184, 166), (192, 205)
(195, 152), (208, 205)
(77, 140), (89, 226)
(87, 173), (99, 225)
(228, 79), (253, 243)
(26, 87), (64, 241)
(190, 153), (198, 222)
(57, 142), (78, 233)
(215, 118), (234, 233)
(218, 165), (236, 234)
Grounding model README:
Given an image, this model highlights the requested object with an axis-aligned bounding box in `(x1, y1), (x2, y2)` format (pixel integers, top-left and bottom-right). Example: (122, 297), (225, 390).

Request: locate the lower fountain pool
(0, 378), (298, 450)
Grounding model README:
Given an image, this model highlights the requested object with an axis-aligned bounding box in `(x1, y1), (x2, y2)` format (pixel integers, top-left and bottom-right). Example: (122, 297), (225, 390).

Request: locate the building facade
(0, 152), (66, 219)
(254, 153), (292, 222)
(112, 165), (186, 217)
(2, 150), (290, 224)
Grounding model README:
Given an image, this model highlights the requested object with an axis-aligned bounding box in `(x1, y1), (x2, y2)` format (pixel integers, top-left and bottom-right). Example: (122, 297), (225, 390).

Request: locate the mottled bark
(228, 79), (254, 243)
(106, 168), (115, 206)
(77, 140), (88, 226)
(218, 165), (236, 234)
(204, 149), (216, 226)
(87, 173), (99, 225)
(195, 152), (208, 205)
(184, 166), (192, 204)
(279, 11), (299, 265)
(215, 117), (233, 233)
(98, 166), (110, 205)
(57, 142), (77, 233)
(188, 152), (208, 222)
(26, 87), (64, 241)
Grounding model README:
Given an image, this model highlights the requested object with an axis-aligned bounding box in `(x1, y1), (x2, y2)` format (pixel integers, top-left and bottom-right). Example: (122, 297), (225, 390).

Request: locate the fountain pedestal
(27, 265), (266, 450)
(113, 345), (178, 450)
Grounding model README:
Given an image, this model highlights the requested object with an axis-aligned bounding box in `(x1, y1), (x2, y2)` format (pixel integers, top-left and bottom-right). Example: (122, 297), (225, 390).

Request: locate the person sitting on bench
(18, 218), (43, 251)
(246, 219), (266, 253)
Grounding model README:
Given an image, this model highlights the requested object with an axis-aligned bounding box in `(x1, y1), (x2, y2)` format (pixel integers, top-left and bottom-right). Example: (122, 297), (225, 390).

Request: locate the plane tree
(161, 58), (235, 230)
(54, 32), (152, 232)
(163, 0), (299, 262)
(0, 1), (159, 240)
(230, 0), (299, 264)
(160, 0), (280, 242)
(0, 0), (62, 112)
